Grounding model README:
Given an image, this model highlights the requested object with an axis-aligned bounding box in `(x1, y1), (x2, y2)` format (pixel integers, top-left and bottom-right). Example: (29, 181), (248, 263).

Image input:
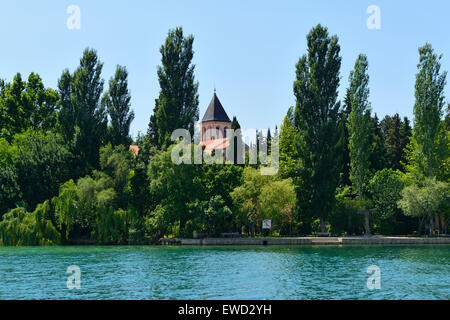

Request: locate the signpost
(262, 219), (271, 236)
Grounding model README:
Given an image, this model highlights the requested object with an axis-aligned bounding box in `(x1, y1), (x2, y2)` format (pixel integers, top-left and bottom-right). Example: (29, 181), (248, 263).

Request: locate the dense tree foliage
(57, 48), (107, 177)
(1, 26), (449, 246)
(0, 73), (58, 141)
(412, 44), (447, 178)
(380, 113), (412, 171)
(102, 65), (135, 147)
(398, 178), (449, 235)
(148, 27), (199, 149)
(348, 54), (372, 198)
(293, 24), (343, 233)
(279, 112), (300, 180)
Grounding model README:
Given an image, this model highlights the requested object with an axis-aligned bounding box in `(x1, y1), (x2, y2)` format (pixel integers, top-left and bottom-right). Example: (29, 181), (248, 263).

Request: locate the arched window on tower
(216, 127), (220, 139)
(224, 127), (228, 138)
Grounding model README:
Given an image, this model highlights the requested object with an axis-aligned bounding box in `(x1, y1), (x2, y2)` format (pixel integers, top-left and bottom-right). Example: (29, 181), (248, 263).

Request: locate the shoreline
(160, 236), (450, 246)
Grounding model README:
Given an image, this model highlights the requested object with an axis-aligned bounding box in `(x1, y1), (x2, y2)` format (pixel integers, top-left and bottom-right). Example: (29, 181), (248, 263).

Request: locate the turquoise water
(0, 245), (448, 300)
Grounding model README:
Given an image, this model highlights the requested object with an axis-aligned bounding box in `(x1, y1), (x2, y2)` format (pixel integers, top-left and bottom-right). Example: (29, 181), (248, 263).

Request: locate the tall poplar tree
(445, 103), (450, 130)
(293, 24), (343, 233)
(57, 48), (107, 176)
(413, 43), (447, 178)
(266, 128), (272, 155)
(229, 116), (244, 165)
(348, 54), (372, 198)
(102, 65), (135, 146)
(150, 27), (199, 148)
(340, 88), (352, 186)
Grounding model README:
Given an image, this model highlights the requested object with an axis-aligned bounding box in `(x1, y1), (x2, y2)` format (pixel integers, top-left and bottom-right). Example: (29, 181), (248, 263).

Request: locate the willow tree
(293, 24), (343, 233)
(348, 54), (372, 199)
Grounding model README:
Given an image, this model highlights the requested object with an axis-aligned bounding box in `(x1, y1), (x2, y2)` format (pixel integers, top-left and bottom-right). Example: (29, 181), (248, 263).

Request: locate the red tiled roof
(129, 145), (140, 156)
(200, 137), (230, 154)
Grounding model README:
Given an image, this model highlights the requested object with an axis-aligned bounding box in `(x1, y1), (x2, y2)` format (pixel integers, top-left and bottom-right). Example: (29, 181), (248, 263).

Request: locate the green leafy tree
(99, 144), (134, 209)
(369, 114), (387, 172)
(369, 168), (410, 234)
(279, 113), (300, 180)
(381, 114), (410, 171)
(445, 103), (450, 130)
(0, 73), (30, 140)
(266, 128), (272, 155)
(57, 70), (75, 143)
(400, 116), (413, 163)
(102, 65), (134, 147)
(0, 165), (20, 216)
(57, 48), (107, 177)
(11, 130), (71, 211)
(258, 179), (296, 235)
(412, 44), (447, 178)
(369, 169), (405, 219)
(0, 203), (61, 246)
(150, 27), (199, 148)
(293, 24), (343, 233)
(230, 167), (273, 236)
(128, 161), (151, 243)
(147, 143), (204, 237)
(147, 107), (159, 147)
(202, 164), (243, 210)
(398, 178), (449, 235)
(202, 195), (233, 236)
(228, 116), (244, 165)
(26, 73), (59, 131)
(53, 173), (128, 243)
(0, 73), (59, 141)
(340, 89), (352, 186)
(329, 187), (364, 236)
(348, 54), (372, 198)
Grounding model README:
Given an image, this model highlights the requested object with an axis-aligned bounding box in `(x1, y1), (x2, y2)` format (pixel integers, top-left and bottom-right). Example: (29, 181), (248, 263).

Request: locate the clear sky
(0, 0), (449, 137)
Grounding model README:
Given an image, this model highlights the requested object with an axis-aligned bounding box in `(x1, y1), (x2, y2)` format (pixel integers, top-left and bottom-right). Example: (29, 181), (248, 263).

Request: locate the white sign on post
(262, 219), (272, 230)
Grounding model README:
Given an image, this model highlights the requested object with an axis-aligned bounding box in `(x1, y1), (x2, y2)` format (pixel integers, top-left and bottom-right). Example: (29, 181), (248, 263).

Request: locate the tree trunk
(364, 211), (371, 237)
(437, 214), (442, 235)
(429, 214), (434, 235)
(417, 217), (423, 236)
(179, 216), (185, 237)
(320, 216), (326, 233)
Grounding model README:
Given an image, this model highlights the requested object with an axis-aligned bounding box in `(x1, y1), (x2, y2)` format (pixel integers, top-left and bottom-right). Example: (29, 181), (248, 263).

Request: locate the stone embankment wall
(159, 237), (450, 246)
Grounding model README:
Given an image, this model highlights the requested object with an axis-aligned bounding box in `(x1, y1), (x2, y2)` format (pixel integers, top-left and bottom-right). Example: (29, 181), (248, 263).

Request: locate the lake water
(0, 245), (448, 300)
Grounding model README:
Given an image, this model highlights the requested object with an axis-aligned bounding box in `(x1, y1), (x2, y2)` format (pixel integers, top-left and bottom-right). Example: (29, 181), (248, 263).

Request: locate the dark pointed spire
(201, 92), (231, 122)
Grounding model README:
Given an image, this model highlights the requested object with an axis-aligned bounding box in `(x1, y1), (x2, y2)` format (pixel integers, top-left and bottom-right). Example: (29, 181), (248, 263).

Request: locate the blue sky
(0, 0), (449, 137)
